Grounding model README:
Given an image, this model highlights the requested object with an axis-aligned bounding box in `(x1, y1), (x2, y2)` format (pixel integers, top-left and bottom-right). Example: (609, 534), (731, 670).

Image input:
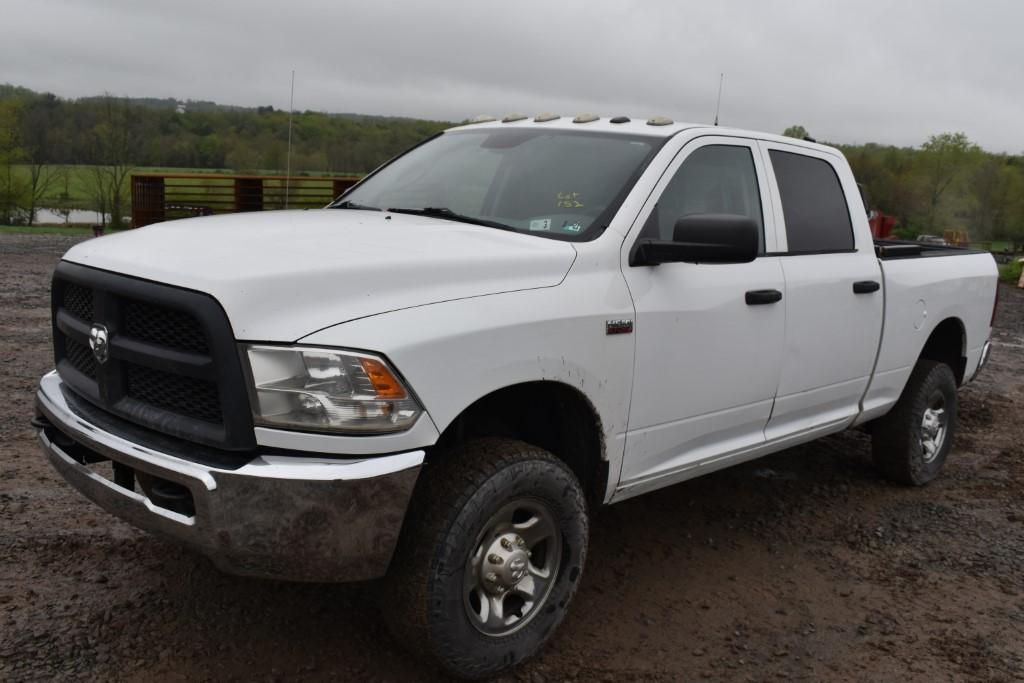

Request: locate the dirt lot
(1, 233), (1022, 682)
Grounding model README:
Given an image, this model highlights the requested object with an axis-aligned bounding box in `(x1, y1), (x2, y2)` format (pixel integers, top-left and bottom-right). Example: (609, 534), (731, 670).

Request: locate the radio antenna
(285, 69), (295, 209)
(713, 73), (724, 126)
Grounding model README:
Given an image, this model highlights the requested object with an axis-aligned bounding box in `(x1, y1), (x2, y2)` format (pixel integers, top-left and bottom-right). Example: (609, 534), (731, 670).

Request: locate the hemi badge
(606, 319), (633, 335)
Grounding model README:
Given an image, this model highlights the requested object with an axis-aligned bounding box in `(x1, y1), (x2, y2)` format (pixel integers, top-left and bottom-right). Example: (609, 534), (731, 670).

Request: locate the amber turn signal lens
(358, 357), (408, 399)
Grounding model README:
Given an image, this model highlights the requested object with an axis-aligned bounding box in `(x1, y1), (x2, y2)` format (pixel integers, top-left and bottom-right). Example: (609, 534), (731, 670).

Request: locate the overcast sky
(3, 0), (1021, 152)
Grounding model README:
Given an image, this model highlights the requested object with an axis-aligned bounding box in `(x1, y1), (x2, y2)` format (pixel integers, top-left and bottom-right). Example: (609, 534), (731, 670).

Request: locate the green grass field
(12, 165), (228, 211)
(999, 259), (1023, 283)
(0, 224), (95, 235)
(11, 164), (360, 218)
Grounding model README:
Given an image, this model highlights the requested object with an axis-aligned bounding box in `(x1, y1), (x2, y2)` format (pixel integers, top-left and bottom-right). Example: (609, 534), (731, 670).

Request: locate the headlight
(243, 345), (422, 434)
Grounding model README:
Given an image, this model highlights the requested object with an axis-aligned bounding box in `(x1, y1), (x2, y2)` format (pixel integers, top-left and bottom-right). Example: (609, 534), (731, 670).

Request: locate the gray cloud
(3, 0), (1021, 152)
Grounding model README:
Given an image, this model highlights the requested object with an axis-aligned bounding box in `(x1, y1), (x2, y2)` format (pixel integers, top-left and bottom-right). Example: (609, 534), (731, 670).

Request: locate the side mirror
(629, 214), (759, 266)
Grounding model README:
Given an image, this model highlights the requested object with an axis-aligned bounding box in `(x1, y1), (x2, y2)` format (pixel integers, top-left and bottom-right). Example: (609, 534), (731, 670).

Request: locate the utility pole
(714, 73), (724, 126)
(285, 70), (295, 209)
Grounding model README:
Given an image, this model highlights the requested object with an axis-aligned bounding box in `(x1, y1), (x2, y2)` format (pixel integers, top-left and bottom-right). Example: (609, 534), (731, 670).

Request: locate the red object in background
(869, 210), (897, 239)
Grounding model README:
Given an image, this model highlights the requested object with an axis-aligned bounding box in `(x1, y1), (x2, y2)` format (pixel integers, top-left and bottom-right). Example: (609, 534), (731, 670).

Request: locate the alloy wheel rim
(920, 392), (948, 463)
(463, 498), (562, 637)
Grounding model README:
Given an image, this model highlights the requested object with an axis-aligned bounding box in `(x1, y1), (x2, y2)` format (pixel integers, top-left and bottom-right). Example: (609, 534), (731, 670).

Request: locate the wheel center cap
(481, 532), (530, 594)
(507, 554), (529, 582)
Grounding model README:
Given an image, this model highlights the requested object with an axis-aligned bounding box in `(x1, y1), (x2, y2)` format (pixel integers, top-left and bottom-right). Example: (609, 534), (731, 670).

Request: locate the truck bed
(874, 239), (987, 260)
(855, 246), (997, 426)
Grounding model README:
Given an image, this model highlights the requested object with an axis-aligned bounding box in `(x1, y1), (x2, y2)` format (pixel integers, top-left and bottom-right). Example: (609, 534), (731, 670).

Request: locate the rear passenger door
(759, 141), (883, 440)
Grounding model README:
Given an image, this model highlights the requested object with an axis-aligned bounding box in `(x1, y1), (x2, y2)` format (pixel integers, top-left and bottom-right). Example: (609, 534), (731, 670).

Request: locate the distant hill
(8, 86), (449, 124)
(0, 83), (453, 174)
(2, 83), (1022, 243)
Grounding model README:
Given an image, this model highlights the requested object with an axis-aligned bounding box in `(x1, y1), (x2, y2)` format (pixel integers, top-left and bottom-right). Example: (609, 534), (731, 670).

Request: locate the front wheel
(383, 438), (589, 679)
(871, 359), (958, 485)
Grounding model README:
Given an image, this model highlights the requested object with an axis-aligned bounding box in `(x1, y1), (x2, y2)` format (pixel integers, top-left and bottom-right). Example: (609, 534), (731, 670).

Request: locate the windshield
(332, 128), (663, 240)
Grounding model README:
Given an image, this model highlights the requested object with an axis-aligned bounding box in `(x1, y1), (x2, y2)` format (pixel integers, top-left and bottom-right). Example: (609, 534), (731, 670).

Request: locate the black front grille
(126, 364), (222, 424)
(51, 262), (255, 451)
(65, 337), (97, 379)
(124, 300), (210, 353)
(63, 282), (93, 322)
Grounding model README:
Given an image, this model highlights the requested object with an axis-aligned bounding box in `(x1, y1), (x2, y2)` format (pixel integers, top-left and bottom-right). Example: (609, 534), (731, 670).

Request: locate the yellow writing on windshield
(556, 192), (584, 209)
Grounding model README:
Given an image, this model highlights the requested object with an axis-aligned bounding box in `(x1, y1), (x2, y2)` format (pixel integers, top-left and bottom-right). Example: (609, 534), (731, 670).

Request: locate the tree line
(0, 84), (449, 226)
(786, 125), (1023, 244)
(1, 83), (1021, 243)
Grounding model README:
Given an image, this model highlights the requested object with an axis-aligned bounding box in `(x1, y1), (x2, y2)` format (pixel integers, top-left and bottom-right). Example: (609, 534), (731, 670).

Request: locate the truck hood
(62, 210), (578, 341)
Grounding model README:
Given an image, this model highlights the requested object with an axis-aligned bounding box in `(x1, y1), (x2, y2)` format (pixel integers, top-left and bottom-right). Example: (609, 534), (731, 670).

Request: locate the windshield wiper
(331, 200), (382, 211)
(387, 207), (518, 232)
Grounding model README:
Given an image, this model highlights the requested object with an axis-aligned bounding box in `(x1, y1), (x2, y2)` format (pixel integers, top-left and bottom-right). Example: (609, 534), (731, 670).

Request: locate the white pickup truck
(35, 115), (997, 678)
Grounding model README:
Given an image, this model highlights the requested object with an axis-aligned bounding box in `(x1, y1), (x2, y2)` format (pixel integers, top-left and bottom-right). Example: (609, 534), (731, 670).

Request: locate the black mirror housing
(630, 214), (759, 266)
(671, 214), (759, 263)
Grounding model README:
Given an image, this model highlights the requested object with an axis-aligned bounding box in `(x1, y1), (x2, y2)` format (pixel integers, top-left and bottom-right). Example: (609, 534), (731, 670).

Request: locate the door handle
(745, 289), (783, 305)
(853, 280), (881, 294)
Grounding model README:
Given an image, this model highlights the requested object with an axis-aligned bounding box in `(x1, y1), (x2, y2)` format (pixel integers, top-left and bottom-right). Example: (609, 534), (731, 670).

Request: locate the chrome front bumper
(35, 371), (424, 582)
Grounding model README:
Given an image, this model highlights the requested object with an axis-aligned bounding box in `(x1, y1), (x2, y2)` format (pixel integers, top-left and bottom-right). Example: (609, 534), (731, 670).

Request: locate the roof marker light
(647, 116), (673, 126)
(468, 115), (497, 124)
(609, 116), (631, 124)
(572, 113), (599, 123)
(502, 113), (528, 123)
(534, 112), (560, 122)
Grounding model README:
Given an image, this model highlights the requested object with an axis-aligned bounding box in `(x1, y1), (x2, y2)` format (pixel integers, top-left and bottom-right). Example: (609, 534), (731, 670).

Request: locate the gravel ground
(1, 232), (1022, 682)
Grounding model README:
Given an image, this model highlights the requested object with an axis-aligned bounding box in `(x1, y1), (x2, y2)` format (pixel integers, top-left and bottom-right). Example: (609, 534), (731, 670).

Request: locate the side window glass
(769, 150), (854, 252)
(644, 144), (765, 252)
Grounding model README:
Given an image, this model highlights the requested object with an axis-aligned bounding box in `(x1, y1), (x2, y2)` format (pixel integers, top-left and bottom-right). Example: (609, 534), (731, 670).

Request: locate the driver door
(618, 136), (786, 495)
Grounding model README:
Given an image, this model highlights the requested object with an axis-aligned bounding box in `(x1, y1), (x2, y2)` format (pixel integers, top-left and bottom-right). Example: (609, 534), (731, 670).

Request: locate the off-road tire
(872, 360), (958, 485)
(382, 438), (588, 679)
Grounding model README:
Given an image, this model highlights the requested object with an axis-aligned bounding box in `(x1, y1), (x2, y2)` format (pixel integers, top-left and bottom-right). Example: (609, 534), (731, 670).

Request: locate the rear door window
(769, 150), (853, 253)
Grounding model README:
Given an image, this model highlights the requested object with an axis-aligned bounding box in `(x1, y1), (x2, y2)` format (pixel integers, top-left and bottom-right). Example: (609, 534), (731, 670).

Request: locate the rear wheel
(871, 360), (958, 485)
(383, 438), (588, 679)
